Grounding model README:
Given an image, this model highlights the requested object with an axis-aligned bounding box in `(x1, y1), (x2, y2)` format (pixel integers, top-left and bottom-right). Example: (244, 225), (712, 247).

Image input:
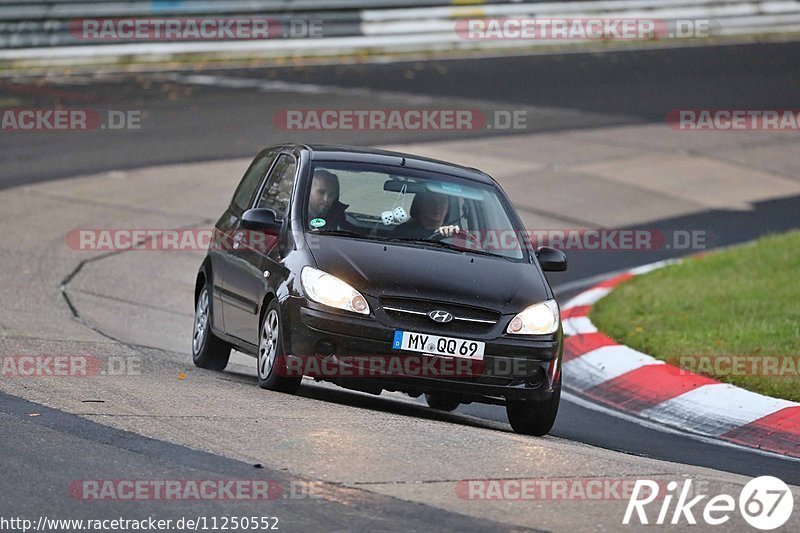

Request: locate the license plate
(392, 331), (485, 360)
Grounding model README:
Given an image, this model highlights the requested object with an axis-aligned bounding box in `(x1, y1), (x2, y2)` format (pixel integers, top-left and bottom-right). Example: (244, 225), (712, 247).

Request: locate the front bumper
(283, 297), (563, 403)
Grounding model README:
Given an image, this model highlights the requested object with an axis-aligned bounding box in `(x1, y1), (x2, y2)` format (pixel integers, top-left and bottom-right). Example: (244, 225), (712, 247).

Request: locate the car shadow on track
(222, 362), (508, 432)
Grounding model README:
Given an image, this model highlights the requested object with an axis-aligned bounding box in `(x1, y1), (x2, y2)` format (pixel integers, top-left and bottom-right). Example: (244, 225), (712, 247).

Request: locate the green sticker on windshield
(310, 218), (326, 228)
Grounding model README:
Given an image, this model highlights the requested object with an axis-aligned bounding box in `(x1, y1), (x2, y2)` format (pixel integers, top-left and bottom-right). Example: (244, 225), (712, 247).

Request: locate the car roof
(287, 143), (495, 185)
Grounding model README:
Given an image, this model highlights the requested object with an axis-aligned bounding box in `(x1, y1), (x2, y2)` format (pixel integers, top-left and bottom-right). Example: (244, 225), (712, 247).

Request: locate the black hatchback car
(192, 144), (567, 435)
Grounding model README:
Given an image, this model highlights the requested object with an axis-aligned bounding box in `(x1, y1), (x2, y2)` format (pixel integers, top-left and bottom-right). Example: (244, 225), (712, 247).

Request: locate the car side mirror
(241, 208), (282, 233)
(536, 246), (567, 272)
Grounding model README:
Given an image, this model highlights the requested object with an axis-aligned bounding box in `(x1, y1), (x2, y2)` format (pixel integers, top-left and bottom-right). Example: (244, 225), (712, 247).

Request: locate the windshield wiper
(309, 229), (370, 239)
(312, 233), (518, 260)
(384, 237), (456, 248)
(386, 237), (518, 260)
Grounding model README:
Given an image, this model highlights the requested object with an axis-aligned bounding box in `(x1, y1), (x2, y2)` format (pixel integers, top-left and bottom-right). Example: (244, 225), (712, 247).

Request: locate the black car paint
(198, 143), (563, 404)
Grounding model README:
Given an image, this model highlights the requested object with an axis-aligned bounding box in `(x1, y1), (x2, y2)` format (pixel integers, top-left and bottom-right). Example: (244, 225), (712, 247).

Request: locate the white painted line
(628, 259), (677, 275)
(163, 73), (439, 105)
(162, 72), (562, 110)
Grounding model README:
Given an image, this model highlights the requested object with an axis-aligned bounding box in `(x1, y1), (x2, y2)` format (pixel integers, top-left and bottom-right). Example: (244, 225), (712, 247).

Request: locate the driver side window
(231, 150), (277, 213)
(256, 154), (297, 219)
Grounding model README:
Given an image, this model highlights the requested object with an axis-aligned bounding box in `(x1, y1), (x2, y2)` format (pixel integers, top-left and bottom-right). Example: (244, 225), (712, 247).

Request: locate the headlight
(300, 267), (370, 315)
(507, 299), (560, 335)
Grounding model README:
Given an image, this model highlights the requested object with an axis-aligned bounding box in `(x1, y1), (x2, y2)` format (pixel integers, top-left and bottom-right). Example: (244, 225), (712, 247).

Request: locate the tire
(505, 378), (561, 436)
(424, 393), (460, 412)
(257, 299), (302, 394)
(192, 284), (231, 371)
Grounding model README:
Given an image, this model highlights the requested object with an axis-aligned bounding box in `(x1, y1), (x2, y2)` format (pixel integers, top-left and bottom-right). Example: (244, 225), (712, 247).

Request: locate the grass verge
(590, 230), (800, 402)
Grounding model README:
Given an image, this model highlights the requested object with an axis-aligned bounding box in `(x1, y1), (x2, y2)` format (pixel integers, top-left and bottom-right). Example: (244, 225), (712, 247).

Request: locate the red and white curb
(560, 260), (800, 459)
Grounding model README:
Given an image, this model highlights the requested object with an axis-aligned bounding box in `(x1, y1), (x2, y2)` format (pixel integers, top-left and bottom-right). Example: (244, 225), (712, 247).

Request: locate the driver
(308, 169), (354, 231)
(393, 191), (460, 239)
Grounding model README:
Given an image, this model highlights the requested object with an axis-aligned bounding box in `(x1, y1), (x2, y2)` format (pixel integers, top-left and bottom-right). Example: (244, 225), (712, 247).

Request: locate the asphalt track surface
(2, 40), (799, 189)
(1, 41), (800, 530)
(1, 391), (511, 532)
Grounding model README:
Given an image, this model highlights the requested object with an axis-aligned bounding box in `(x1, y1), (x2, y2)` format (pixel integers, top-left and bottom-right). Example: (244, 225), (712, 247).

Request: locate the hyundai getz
(192, 144), (567, 435)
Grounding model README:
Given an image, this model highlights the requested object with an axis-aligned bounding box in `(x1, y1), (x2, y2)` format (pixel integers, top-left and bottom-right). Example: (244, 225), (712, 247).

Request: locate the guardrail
(0, 0), (798, 62)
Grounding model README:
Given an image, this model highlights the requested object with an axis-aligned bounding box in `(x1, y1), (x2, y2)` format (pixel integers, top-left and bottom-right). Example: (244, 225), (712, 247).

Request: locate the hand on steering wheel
(427, 224), (459, 240)
(428, 225), (481, 247)
(436, 224), (461, 238)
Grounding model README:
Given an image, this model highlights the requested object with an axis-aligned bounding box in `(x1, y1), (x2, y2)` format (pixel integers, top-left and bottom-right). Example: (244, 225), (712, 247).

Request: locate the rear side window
(256, 154), (298, 219)
(231, 150), (277, 212)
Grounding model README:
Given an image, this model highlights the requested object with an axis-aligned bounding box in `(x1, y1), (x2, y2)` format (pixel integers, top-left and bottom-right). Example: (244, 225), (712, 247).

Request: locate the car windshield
(305, 161), (527, 260)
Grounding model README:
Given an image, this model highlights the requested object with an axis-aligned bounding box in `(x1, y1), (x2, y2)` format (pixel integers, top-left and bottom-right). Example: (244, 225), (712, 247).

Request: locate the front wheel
(192, 285), (231, 371)
(506, 378), (561, 436)
(257, 300), (302, 394)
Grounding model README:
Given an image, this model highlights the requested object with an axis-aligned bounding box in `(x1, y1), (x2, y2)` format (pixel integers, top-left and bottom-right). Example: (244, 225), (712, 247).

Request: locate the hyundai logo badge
(428, 310), (453, 323)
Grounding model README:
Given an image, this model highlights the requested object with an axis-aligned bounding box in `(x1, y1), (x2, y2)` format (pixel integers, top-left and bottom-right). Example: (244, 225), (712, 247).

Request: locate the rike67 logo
(624, 476), (794, 529)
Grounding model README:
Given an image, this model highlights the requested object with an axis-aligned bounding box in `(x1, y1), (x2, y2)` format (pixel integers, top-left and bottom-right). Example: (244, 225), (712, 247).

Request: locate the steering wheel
(428, 228), (481, 247)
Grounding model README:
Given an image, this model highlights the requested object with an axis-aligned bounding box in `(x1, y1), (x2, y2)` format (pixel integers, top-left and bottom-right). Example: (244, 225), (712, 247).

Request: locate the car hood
(306, 235), (550, 314)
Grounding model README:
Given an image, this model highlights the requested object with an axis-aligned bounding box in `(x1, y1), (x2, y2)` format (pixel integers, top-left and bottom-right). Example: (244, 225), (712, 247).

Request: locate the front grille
(379, 297), (500, 335)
